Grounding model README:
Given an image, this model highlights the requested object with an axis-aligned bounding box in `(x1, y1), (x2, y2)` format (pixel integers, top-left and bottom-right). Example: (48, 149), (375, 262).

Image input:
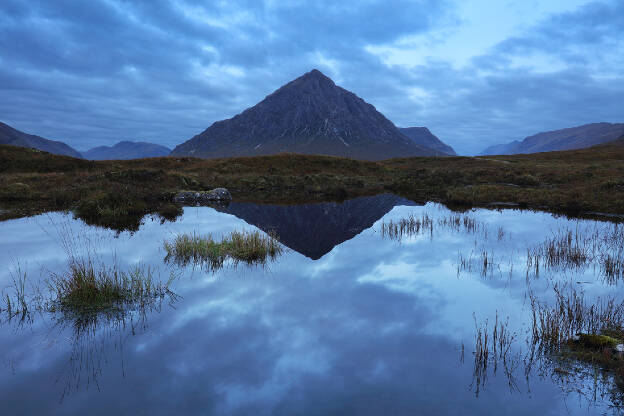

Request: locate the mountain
(0, 121), (82, 158)
(480, 122), (624, 155)
(479, 140), (522, 156)
(172, 69), (442, 161)
(82, 141), (171, 160)
(213, 194), (418, 259)
(398, 127), (456, 155)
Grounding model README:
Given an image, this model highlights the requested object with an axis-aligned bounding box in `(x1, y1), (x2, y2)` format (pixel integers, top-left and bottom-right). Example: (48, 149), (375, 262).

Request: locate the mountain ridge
(0, 121), (82, 158)
(82, 141), (171, 160)
(480, 122), (624, 155)
(172, 69), (451, 160)
(398, 127), (456, 155)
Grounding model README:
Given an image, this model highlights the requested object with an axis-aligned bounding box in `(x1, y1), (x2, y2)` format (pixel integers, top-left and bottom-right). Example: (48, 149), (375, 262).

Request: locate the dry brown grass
(1, 140), (624, 230)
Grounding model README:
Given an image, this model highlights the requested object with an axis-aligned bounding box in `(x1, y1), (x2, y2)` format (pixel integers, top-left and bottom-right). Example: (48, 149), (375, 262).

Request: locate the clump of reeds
(527, 229), (591, 272)
(380, 211), (492, 242)
(530, 285), (624, 352)
(438, 214), (481, 234)
(380, 213), (433, 240)
(163, 229), (283, 269)
(526, 223), (624, 282)
(1, 264), (32, 320)
(472, 312), (517, 396)
(48, 258), (171, 312)
(456, 250), (498, 277)
(602, 251), (624, 283)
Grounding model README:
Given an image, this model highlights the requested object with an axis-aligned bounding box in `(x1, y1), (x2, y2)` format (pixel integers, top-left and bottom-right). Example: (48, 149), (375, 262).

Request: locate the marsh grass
(529, 285), (624, 352)
(164, 229), (283, 269)
(1, 220), (177, 321)
(380, 212), (488, 241)
(457, 250), (499, 277)
(526, 223), (624, 282)
(472, 312), (517, 396)
(1, 264), (33, 320)
(380, 213), (434, 240)
(48, 259), (172, 312)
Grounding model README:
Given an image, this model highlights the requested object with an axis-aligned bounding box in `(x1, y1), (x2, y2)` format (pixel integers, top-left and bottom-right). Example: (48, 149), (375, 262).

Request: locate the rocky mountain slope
(0, 121), (82, 158)
(82, 141), (171, 160)
(480, 122), (624, 155)
(398, 127), (455, 155)
(172, 69), (446, 160)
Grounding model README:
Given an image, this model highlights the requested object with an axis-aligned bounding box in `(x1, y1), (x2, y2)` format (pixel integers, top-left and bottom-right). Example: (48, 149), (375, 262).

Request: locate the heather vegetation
(1, 141), (624, 231)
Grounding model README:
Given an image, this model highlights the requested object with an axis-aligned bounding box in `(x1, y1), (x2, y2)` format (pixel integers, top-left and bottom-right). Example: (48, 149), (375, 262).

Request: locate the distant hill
(0, 121), (82, 158)
(172, 69), (443, 161)
(480, 122), (624, 155)
(398, 127), (455, 155)
(82, 141), (171, 160)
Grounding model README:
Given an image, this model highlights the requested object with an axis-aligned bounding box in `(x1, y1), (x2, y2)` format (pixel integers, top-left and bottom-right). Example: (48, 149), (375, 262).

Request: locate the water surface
(0, 195), (622, 415)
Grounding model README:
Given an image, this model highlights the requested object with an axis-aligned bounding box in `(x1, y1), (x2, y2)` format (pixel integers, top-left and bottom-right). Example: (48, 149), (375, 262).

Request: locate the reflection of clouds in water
(0, 201), (621, 414)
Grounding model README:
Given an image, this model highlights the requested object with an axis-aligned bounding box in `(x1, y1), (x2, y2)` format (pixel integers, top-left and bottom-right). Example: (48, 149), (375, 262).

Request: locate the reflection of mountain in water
(215, 194), (417, 260)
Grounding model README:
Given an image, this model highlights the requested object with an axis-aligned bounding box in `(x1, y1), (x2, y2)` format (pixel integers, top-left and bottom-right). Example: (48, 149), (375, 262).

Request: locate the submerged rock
(174, 188), (232, 205)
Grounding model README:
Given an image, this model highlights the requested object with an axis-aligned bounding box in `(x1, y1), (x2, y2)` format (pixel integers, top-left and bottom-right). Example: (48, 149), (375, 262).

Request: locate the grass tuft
(164, 229), (283, 269)
(49, 258), (171, 312)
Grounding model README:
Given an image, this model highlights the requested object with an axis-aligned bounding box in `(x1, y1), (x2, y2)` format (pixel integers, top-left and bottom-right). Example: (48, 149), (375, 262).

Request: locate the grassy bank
(1, 141), (624, 230)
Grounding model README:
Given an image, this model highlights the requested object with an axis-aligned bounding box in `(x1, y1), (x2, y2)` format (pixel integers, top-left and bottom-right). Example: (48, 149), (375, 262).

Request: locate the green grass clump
(576, 333), (620, 349)
(164, 229), (283, 269)
(49, 259), (170, 311)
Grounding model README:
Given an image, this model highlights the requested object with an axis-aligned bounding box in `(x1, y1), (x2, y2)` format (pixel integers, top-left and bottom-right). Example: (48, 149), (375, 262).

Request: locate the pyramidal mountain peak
(172, 70), (453, 160)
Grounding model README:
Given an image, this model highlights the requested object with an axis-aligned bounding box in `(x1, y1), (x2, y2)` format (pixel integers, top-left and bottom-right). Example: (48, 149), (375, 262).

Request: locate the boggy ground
(1, 139), (623, 231)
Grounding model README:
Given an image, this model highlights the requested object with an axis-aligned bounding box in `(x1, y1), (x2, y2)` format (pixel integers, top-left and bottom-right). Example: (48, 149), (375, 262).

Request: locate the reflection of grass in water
(164, 229), (283, 269)
(528, 286), (624, 404)
(1, 262), (178, 401)
(471, 312), (517, 397)
(380, 212), (490, 241)
(380, 213), (434, 240)
(467, 285), (624, 403)
(530, 285), (624, 364)
(526, 224), (624, 283)
(52, 293), (176, 401)
(2, 219), (177, 318)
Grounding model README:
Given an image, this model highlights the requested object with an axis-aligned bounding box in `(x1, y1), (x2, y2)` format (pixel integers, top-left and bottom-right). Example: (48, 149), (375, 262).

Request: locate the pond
(1, 194), (623, 415)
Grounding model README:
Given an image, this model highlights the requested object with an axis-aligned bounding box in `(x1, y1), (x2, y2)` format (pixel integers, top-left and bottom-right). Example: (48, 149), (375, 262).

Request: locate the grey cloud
(0, 0), (622, 155)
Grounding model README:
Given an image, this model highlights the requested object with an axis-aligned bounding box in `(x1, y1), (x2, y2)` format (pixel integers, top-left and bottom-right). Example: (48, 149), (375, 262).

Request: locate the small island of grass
(164, 229), (283, 269)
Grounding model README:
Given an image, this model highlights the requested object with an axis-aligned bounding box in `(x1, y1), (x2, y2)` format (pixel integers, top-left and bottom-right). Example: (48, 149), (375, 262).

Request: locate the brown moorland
(1, 139), (623, 231)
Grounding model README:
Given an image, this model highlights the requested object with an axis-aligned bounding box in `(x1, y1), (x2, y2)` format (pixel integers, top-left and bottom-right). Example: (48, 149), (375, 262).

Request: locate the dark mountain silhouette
(398, 127), (456, 155)
(0, 121), (82, 158)
(213, 194), (418, 259)
(480, 122), (624, 155)
(172, 69), (443, 161)
(82, 141), (171, 160)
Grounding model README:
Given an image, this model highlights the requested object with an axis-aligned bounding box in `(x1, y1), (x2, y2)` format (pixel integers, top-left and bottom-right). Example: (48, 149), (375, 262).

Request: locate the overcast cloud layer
(0, 0), (622, 155)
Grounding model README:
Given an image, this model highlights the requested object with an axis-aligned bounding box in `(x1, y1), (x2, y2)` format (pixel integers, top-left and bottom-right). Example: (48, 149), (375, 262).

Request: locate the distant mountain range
(0, 121), (171, 160)
(0, 121), (82, 158)
(82, 141), (171, 160)
(172, 69), (454, 160)
(480, 122), (624, 155)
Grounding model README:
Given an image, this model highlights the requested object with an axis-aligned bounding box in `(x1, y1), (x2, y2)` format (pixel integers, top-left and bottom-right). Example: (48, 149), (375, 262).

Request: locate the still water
(0, 195), (622, 415)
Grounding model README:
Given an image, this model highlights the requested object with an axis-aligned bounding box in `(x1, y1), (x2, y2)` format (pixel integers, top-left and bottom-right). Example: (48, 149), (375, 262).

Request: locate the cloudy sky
(1, 0), (622, 155)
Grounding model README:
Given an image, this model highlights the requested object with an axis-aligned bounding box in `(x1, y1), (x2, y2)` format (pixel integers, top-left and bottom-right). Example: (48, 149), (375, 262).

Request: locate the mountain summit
(172, 70), (448, 160)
